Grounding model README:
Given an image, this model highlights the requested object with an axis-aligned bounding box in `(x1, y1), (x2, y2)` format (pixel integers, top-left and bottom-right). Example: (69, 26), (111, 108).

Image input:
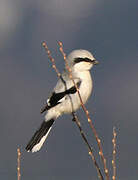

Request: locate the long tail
(26, 119), (54, 153)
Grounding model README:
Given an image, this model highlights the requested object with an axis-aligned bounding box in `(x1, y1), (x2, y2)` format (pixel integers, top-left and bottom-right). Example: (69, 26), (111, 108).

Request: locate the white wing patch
(58, 96), (66, 103)
(47, 98), (50, 106)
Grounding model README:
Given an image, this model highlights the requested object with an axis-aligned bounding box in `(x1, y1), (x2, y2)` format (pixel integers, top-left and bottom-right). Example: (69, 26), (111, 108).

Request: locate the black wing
(40, 81), (81, 113)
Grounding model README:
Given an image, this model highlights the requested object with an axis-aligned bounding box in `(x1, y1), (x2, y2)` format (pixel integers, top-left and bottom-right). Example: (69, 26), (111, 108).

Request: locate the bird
(25, 49), (99, 153)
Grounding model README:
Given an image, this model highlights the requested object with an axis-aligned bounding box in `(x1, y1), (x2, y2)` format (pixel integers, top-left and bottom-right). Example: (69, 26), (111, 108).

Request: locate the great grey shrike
(26, 49), (99, 153)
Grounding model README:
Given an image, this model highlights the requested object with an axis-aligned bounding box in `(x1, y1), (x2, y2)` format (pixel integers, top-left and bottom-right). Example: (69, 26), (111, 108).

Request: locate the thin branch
(58, 41), (110, 180)
(72, 113), (104, 180)
(42, 41), (104, 180)
(112, 127), (117, 180)
(42, 42), (61, 78)
(42, 41), (67, 87)
(17, 148), (21, 180)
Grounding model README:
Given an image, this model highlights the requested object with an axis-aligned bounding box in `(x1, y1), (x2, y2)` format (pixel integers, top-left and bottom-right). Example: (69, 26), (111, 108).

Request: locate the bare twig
(42, 41), (67, 87)
(58, 41), (110, 180)
(42, 42), (61, 78)
(72, 113), (104, 180)
(42, 41), (104, 180)
(17, 148), (21, 180)
(112, 127), (117, 180)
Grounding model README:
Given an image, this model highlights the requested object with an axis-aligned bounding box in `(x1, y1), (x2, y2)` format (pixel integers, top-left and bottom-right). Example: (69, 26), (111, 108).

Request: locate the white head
(67, 49), (99, 72)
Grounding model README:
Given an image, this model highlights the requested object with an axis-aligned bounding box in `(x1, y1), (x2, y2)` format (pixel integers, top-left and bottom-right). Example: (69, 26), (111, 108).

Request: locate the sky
(0, 0), (138, 179)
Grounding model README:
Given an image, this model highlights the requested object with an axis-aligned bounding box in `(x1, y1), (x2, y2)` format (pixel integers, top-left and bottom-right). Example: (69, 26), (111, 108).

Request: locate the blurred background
(0, 0), (138, 179)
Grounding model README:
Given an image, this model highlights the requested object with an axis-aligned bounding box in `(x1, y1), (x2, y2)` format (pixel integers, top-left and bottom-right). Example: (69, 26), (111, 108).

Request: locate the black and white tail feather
(26, 119), (54, 152)
(25, 49), (99, 153)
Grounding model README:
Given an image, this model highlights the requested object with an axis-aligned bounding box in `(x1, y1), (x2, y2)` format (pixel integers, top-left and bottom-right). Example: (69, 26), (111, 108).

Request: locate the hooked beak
(93, 59), (99, 65)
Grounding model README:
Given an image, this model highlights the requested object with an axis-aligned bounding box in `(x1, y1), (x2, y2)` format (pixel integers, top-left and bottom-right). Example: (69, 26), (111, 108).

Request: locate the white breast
(78, 71), (93, 104)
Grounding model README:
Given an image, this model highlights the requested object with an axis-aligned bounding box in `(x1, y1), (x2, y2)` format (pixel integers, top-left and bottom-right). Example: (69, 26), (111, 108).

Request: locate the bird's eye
(74, 58), (84, 63)
(85, 58), (93, 63)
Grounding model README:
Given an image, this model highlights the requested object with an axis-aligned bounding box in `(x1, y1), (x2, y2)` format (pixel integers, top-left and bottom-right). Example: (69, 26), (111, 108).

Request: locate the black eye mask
(74, 57), (93, 64)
